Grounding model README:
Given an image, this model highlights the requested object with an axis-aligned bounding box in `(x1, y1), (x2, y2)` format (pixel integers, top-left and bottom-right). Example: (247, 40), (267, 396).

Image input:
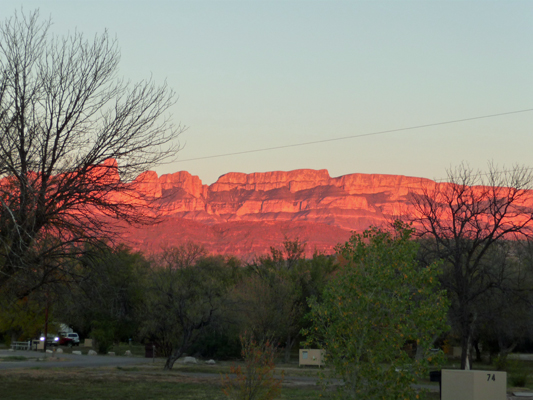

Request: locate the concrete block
(442, 369), (506, 400)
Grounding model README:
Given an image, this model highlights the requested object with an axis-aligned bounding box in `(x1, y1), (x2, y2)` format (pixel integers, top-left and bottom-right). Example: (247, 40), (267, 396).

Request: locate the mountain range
(119, 168), (435, 258)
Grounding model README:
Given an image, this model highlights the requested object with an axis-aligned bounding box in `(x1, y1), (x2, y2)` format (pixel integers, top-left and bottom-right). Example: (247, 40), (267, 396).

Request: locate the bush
(510, 373), (528, 388)
(494, 355), (508, 371)
(91, 321), (115, 354)
(222, 333), (284, 400)
(506, 360), (530, 387)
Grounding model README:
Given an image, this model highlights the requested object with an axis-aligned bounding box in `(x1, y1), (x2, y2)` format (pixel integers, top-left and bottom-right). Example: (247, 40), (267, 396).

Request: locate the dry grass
(0, 361), (441, 400)
(0, 364), (329, 400)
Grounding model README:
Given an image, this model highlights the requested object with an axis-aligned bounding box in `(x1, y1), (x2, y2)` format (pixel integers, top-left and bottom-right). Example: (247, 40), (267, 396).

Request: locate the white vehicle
(63, 332), (80, 345)
(59, 332), (80, 346)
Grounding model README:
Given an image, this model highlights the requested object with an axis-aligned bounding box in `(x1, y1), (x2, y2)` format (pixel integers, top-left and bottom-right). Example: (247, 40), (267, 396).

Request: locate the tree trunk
(496, 338), (519, 368)
(43, 298), (49, 353)
(415, 333), (439, 361)
(284, 333), (296, 363)
(164, 348), (184, 370)
(460, 311), (476, 370)
(473, 339), (482, 362)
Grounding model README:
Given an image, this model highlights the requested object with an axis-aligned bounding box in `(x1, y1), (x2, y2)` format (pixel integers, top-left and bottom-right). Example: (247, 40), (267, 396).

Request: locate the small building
(299, 349), (326, 367)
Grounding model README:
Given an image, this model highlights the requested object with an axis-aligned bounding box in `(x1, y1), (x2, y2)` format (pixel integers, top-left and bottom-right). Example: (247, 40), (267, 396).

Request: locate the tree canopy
(304, 223), (449, 400)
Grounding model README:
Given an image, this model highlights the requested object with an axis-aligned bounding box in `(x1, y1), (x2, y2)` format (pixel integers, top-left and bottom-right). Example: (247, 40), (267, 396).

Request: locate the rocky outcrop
(121, 168), (436, 257)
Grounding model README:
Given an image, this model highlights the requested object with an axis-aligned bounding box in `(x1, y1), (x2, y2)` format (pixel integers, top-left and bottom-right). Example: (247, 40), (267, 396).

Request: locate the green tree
(237, 240), (336, 362)
(59, 245), (149, 352)
(140, 244), (239, 370)
(304, 223), (449, 400)
(0, 294), (50, 344)
(233, 271), (301, 361)
(471, 240), (533, 364)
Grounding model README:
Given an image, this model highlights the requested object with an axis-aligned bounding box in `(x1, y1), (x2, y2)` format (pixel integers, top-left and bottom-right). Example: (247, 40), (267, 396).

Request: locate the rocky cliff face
(122, 168), (437, 258)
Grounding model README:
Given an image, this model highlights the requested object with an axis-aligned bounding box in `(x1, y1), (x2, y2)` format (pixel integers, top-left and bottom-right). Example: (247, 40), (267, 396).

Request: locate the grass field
(0, 360), (441, 400)
(0, 365), (318, 400)
(2, 344), (532, 399)
(9, 344), (533, 400)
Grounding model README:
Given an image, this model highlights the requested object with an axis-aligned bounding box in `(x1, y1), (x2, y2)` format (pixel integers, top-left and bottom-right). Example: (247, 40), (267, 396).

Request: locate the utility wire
(176, 108), (533, 163)
(433, 165), (533, 183)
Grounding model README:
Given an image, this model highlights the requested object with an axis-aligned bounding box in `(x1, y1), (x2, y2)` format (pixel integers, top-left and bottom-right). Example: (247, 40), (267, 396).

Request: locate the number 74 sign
(441, 370), (506, 400)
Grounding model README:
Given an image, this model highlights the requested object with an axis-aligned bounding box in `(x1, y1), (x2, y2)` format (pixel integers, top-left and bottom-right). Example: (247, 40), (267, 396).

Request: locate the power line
(432, 165), (533, 183)
(176, 108), (533, 163)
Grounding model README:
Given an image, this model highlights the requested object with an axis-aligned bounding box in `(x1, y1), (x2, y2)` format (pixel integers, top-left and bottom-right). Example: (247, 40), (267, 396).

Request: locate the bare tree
(233, 271), (302, 363)
(408, 163), (533, 369)
(0, 10), (183, 298)
(239, 239), (317, 363)
(141, 246), (233, 370)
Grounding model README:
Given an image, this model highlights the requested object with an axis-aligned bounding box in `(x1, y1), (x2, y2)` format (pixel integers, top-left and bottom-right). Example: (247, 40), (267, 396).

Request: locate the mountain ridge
(125, 168), (436, 257)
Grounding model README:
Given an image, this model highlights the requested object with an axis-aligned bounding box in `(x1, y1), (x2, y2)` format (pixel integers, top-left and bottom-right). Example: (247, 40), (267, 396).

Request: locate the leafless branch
(0, 9), (184, 298)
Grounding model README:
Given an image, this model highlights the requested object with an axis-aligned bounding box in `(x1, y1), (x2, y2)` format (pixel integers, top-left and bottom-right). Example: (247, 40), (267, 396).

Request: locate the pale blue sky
(4, 1), (533, 184)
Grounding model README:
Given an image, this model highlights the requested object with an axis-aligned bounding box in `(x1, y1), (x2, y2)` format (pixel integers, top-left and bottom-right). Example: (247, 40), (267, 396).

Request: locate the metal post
(43, 295), (49, 353)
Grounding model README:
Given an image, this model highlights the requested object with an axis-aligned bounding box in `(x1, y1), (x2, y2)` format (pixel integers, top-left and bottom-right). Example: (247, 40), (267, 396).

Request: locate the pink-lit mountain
(119, 168), (435, 258)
